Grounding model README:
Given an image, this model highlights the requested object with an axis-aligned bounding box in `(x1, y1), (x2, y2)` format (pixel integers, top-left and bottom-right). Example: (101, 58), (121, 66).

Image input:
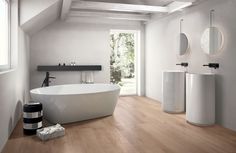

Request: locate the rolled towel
(36, 124), (65, 141)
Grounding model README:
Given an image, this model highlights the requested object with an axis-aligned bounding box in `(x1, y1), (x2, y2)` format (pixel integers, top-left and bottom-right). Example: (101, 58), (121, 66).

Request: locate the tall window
(0, 0), (10, 69)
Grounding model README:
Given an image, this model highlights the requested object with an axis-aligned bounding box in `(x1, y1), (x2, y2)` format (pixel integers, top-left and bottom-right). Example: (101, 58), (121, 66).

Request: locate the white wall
(30, 18), (145, 91)
(145, 0), (236, 131)
(0, 0), (30, 151)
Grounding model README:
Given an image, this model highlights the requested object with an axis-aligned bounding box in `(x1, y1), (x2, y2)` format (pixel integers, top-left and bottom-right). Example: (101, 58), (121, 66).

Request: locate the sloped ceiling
(82, 0), (174, 6)
(19, 0), (203, 35)
(20, 0), (63, 35)
(68, 0), (199, 21)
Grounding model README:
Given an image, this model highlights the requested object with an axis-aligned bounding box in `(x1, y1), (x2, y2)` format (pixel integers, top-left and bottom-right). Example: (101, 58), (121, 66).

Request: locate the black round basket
(23, 103), (43, 135)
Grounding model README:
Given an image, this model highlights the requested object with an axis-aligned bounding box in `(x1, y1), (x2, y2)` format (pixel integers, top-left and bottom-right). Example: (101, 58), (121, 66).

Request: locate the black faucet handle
(182, 63), (188, 67)
(203, 63), (219, 69)
(211, 63), (219, 69)
(49, 76), (56, 79)
(176, 62), (188, 67)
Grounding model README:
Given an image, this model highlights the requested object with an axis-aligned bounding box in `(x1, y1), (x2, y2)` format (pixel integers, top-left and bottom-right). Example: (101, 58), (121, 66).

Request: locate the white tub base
(30, 84), (120, 124)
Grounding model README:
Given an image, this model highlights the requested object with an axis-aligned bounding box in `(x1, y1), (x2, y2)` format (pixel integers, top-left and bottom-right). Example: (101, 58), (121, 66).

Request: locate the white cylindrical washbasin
(162, 70), (186, 113)
(186, 73), (215, 126)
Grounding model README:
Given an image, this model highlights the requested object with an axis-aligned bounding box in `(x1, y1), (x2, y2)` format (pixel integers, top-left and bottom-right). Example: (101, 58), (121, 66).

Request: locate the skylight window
(0, 0), (10, 69)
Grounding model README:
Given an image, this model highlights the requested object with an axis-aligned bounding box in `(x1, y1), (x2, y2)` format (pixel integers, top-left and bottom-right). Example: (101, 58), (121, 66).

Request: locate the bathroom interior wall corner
(30, 18), (145, 90)
(145, 0), (236, 131)
(0, 0), (30, 152)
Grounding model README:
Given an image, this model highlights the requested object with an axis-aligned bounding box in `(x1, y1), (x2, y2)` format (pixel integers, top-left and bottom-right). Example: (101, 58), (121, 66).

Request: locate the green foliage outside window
(110, 33), (135, 85)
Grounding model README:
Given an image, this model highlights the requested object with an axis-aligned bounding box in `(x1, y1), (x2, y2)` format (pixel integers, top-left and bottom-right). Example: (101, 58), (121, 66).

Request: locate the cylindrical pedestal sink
(162, 71), (186, 113)
(186, 73), (215, 126)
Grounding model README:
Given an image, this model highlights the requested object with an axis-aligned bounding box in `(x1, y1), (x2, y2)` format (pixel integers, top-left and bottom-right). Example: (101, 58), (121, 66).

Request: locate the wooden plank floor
(2, 96), (236, 153)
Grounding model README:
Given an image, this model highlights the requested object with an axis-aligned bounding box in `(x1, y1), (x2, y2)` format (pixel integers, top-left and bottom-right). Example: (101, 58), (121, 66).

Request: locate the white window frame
(0, 0), (11, 70)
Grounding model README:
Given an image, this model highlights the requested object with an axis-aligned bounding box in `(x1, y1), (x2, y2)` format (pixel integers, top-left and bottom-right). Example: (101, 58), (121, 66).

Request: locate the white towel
(37, 124), (65, 141)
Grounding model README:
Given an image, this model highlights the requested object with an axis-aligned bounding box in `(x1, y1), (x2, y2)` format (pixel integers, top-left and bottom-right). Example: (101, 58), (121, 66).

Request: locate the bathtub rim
(30, 83), (120, 96)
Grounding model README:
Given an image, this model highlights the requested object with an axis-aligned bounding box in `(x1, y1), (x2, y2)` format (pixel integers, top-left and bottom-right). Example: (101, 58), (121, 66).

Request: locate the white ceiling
(82, 0), (174, 6)
(67, 0), (199, 21)
(19, 0), (201, 35)
(20, 0), (62, 35)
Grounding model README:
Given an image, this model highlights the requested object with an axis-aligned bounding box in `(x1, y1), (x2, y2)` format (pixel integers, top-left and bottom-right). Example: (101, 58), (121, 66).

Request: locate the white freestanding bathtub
(30, 84), (120, 124)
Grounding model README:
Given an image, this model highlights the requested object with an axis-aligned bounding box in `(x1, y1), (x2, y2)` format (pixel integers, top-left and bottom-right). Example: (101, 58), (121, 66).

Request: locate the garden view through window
(110, 30), (137, 95)
(0, 0), (10, 69)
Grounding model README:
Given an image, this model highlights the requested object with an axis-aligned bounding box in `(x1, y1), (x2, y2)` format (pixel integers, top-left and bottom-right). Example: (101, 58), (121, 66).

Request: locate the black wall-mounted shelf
(37, 65), (102, 71)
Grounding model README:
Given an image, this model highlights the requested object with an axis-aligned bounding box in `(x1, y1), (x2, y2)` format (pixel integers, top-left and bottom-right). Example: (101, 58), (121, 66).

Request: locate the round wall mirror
(177, 33), (189, 56)
(176, 19), (189, 56)
(201, 27), (224, 55)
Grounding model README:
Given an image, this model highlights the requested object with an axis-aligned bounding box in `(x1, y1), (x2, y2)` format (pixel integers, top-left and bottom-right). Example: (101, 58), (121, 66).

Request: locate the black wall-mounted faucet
(41, 72), (56, 87)
(176, 62), (188, 67)
(203, 63), (219, 69)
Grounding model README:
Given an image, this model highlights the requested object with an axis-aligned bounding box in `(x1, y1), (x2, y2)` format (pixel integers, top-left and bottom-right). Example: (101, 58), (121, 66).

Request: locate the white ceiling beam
(61, 0), (72, 19)
(167, 1), (193, 13)
(174, 0), (196, 2)
(68, 11), (150, 21)
(71, 1), (168, 13)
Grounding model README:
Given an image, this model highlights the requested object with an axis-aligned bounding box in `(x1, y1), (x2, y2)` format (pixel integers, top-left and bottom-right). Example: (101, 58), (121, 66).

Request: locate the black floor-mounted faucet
(41, 72), (56, 87)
